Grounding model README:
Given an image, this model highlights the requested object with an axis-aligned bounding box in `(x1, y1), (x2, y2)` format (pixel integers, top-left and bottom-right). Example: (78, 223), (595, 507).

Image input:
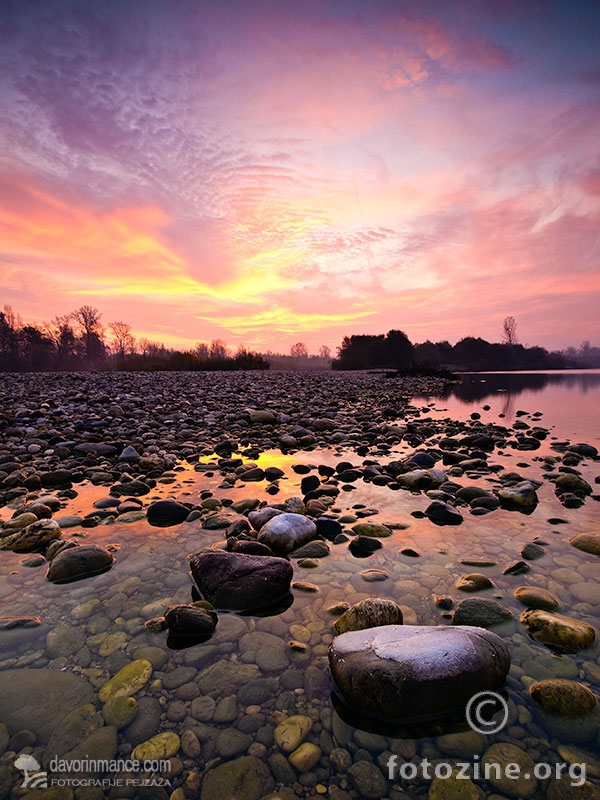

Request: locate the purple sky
(1, 0), (599, 353)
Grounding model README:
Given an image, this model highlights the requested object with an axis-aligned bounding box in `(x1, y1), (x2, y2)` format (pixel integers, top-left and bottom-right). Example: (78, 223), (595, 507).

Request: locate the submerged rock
(190, 549), (293, 611)
(530, 679), (597, 717)
(514, 586), (560, 611)
(456, 573), (494, 592)
(164, 603), (217, 639)
(520, 609), (596, 653)
(329, 624), (510, 722)
(569, 533), (600, 556)
(200, 755), (274, 800)
(46, 543), (114, 583)
(453, 598), (513, 628)
(333, 598), (404, 634)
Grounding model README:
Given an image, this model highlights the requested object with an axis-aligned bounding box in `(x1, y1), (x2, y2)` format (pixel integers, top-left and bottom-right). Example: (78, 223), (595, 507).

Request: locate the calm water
(0, 370), (598, 797)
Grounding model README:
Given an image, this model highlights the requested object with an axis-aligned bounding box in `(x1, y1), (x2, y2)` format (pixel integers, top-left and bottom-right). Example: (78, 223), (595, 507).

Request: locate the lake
(0, 369), (598, 799)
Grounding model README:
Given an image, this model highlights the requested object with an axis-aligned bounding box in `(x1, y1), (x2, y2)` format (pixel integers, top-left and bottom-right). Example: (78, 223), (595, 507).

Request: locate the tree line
(0, 305), (268, 371)
(0, 304), (597, 372)
(332, 326), (586, 371)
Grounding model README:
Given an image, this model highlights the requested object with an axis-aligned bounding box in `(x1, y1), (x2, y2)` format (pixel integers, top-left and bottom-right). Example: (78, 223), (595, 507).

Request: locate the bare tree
(318, 344), (331, 360)
(209, 339), (228, 360)
(290, 342), (309, 359)
(194, 342), (210, 360)
(73, 305), (106, 362)
(109, 321), (135, 360)
(502, 316), (518, 345)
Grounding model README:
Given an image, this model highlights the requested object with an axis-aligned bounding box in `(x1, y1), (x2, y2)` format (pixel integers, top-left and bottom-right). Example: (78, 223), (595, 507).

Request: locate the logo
(465, 690), (509, 735)
(14, 755), (48, 789)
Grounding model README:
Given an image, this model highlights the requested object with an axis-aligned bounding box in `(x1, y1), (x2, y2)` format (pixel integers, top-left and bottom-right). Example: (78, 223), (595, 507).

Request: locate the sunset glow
(1, 0), (599, 352)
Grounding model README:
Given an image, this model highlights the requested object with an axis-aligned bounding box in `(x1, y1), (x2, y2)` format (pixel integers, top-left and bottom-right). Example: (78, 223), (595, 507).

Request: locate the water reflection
(435, 370), (600, 404)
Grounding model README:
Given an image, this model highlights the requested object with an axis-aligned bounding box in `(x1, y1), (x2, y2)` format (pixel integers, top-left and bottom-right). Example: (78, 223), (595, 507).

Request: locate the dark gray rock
(329, 624), (510, 722)
(425, 501), (463, 525)
(46, 543), (114, 583)
(0, 669), (94, 743)
(453, 598), (513, 628)
(190, 550), (293, 611)
(147, 499), (190, 526)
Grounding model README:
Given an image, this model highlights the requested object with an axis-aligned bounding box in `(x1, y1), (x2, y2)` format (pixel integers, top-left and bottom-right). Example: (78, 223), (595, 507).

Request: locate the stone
(555, 473), (593, 496)
(147, 499), (190, 526)
(46, 625), (86, 658)
(102, 696), (138, 728)
(288, 742), (321, 772)
(164, 604), (217, 639)
(530, 679), (597, 717)
(200, 756), (274, 800)
(546, 778), (600, 800)
(98, 659), (153, 702)
(216, 728), (252, 758)
(497, 481), (539, 507)
(333, 598), (404, 634)
(349, 536), (382, 557)
(122, 696), (161, 746)
(0, 518), (61, 552)
(520, 609), (596, 653)
(514, 586), (560, 611)
(328, 625), (510, 722)
(257, 513), (317, 554)
(569, 533), (600, 556)
(520, 541), (545, 560)
(248, 506), (284, 530)
(350, 522), (392, 537)
(428, 771), (484, 799)
(46, 544), (114, 583)
(274, 715), (313, 752)
(360, 569), (390, 582)
(347, 761), (388, 799)
(132, 731), (181, 760)
(190, 550), (293, 611)
(481, 743), (537, 798)
(61, 724), (118, 768)
(197, 660), (260, 696)
(291, 539), (330, 558)
(425, 501), (463, 525)
(0, 669), (94, 743)
(45, 703), (103, 761)
(456, 573), (493, 592)
(453, 598), (512, 628)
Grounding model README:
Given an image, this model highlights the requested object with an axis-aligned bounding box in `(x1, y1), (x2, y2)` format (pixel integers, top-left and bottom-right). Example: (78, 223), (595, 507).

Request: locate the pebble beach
(0, 370), (599, 800)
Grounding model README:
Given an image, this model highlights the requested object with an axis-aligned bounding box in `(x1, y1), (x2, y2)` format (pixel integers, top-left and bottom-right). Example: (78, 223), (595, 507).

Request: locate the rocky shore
(0, 370), (599, 800)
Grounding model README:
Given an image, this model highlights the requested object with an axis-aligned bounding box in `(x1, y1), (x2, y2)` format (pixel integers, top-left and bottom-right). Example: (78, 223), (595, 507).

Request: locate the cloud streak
(0, 0), (599, 351)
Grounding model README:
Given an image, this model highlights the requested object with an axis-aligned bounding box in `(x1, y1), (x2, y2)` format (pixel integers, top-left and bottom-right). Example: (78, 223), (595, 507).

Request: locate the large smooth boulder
(329, 625), (510, 722)
(46, 543), (114, 583)
(0, 669), (94, 743)
(190, 550), (293, 610)
(257, 513), (317, 554)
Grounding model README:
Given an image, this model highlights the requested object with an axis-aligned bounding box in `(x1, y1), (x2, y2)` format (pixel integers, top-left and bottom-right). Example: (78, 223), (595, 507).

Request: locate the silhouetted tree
(502, 316), (518, 345)
(73, 305), (106, 364)
(290, 342), (309, 360)
(109, 321), (135, 360)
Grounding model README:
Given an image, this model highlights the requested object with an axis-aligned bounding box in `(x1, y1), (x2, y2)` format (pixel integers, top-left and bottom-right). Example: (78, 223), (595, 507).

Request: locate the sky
(1, 0), (599, 354)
